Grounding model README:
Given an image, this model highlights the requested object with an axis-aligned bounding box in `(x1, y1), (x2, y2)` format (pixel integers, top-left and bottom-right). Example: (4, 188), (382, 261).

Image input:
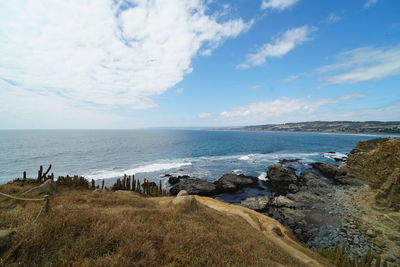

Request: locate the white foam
(258, 171), (267, 181)
(86, 161), (192, 180)
(322, 152), (347, 161)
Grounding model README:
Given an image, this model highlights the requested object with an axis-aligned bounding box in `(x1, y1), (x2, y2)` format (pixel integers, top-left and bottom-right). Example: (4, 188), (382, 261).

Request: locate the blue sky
(0, 0), (399, 129)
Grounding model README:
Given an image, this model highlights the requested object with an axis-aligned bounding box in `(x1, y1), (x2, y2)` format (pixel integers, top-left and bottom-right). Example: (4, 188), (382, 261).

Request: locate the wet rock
(168, 176), (181, 185)
(170, 178), (217, 196)
(214, 174), (258, 193)
(278, 158), (301, 164)
(267, 165), (298, 183)
(240, 196), (269, 211)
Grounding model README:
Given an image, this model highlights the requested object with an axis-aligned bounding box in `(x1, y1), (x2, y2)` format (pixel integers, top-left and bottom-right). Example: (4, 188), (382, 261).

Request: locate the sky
(0, 0), (399, 129)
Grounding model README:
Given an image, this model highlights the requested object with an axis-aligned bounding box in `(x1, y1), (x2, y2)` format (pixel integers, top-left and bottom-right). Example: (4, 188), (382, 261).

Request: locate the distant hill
(229, 121), (400, 134)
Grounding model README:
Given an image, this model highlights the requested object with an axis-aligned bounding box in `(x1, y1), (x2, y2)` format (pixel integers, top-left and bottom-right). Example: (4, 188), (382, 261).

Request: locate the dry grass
(346, 138), (400, 189)
(0, 185), (322, 267)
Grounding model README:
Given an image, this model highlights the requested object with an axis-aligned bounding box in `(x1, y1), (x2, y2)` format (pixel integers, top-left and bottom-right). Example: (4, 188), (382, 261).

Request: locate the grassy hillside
(0, 184), (330, 266)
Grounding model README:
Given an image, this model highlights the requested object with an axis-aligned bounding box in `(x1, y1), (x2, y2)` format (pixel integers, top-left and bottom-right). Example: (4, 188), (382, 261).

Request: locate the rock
(240, 196), (270, 211)
(366, 229), (376, 237)
(168, 176), (180, 185)
(214, 174), (258, 193)
(170, 178), (217, 196)
(300, 172), (329, 187)
(287, 191), (325, 205)
(267, 165), (298, 183)
(171, 194), (198, 210)
(167, 175), (190, 185)
(278, 158), (301, 164)
(177, 190), (189, 196)
(375, 168), (400, 210)
(271, 196), (297, 208)
(278, 208), (306, 228)
(311, 163), (347, 180)
(288, 184), (299, 193)
(0, 230), (15, 252)
(294, 228), (303, 235)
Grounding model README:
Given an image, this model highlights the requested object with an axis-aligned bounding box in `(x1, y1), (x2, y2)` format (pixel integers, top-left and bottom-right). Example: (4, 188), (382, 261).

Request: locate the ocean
(0, 129), (392, 186)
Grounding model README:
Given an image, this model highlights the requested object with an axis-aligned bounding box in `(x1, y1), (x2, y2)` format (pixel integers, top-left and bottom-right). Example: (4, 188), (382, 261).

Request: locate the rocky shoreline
(166, 139), (400, 264)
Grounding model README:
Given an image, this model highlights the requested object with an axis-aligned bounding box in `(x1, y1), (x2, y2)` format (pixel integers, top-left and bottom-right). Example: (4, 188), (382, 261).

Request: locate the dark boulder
(214, 174), (258, 193)
(169, 178), (217, 196)
(167, 175), (190, 185)
(168, 176), (181, 185)
(267, 164), (298, 183)
(278, 158), (301, 164)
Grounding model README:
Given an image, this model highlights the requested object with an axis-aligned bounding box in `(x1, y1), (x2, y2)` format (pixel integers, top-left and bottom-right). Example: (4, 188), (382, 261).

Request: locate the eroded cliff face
(344, 138), (400, 210)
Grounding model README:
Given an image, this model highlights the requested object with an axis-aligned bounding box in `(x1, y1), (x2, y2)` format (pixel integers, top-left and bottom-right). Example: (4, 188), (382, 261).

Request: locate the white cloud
(237, 25), (316, 69)
(306, 102), (400, 122)
(327, 13), (341, 23)
(198, 113), (212, 118)
(261, 0), (299, 11)
(0, 0), (251, 112)
(318, 46), (400, 84)
(218, 94), (365, 125)
(364, 0), (379, 8)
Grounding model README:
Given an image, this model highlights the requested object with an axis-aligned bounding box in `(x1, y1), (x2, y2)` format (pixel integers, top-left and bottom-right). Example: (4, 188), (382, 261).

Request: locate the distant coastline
(218, 121), (400, 135)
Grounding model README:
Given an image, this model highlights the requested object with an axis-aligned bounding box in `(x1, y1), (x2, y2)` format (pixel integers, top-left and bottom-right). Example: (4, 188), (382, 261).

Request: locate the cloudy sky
(0, 0), (399, 129)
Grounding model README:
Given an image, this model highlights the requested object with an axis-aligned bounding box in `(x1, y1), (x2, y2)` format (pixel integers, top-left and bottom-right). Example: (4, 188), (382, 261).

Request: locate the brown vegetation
(0, 184), (331, 266)
(345, 138), (400, 210)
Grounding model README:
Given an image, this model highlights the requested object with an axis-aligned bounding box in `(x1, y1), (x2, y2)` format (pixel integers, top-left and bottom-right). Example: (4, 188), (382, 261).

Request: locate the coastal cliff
(344, 138), (400, 210)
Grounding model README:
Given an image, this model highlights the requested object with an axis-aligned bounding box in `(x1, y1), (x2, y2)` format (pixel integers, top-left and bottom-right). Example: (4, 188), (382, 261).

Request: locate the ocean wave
(322, 152), (347, 162)
(85, 151), (323, 180)
(86, 161), (192, 180)
(258, 171), (267, 181)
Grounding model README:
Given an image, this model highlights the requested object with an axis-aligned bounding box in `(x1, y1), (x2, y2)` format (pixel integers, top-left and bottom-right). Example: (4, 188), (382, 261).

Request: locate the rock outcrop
(171, 190), (198, 210)
(240, 196), (269, 211)
(267, 164), (298, 183)
(214, 174), (258, 193)
(169, 174), (259, 196)
(310, 163), (346, 181)
(170, 178), (217, 196)
(344, 138), (400, 210)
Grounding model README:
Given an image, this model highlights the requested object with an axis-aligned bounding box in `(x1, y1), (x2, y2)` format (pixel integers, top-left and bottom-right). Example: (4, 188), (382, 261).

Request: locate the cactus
(127, 175), (131, 190)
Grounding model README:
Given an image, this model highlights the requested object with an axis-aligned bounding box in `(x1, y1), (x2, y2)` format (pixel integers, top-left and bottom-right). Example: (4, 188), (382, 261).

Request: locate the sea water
(0, 129), (392, 185)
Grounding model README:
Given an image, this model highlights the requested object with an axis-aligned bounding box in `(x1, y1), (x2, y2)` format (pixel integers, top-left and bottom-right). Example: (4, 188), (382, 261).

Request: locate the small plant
(317, 245), (386, 267)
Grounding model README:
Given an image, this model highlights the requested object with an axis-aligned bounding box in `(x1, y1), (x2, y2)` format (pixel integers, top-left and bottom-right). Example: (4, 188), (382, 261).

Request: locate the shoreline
(209, 128), (400, 137)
